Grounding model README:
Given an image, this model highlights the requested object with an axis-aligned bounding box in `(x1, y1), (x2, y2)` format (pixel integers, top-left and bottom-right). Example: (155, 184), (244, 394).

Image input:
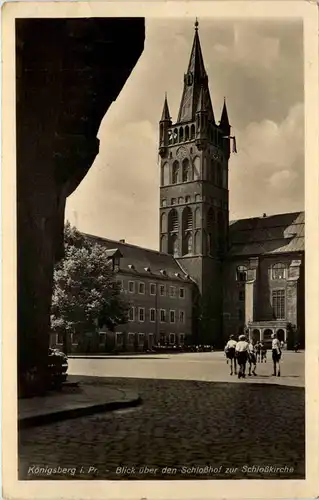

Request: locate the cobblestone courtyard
(19, 352), (305, 480)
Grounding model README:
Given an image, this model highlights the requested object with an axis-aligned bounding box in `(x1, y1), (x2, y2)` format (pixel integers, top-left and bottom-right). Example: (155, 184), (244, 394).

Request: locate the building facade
(51, 236), (195, 353)
(52, 21), (305, 353)
(158, 21), (305, 348)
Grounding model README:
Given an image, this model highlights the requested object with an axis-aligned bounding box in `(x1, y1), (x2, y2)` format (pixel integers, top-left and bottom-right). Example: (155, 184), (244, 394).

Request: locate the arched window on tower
(185, 126), (190, 141)
(160, 213), (167, 233)
(161, 162), (169, 186)
(168, 209), (179, 256)
(168, 208), (179, 233)
(171, 234), (179, 257)
(172, 161), (179, 184)
(193, 156), (200, 180)
(195, 207), (201, 228)
(182, 207), (193, 255)
(173, 128), (178, 144)
(179, 128), (184, 143)
(194, 230), (201, 254)
(182, 158), (192, 182)
(191, 124), (195, 140)
(160, 235), (167, 253)
(207, 207), (215, 255)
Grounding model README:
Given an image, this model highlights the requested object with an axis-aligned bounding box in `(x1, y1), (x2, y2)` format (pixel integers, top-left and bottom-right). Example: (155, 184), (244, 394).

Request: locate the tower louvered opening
(182, 206), (193, 232)
(168, 209), (179, 233)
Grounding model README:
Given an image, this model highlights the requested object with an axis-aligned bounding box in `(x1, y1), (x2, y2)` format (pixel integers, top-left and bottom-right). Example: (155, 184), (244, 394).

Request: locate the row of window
(100, 331), (185, 346)
(129, 307), (185, 324)
(161, 196), (227, 210)
(160, 229), (225, 257)
(164, 123), (223, 147)
(54, 331), (186, 347)
(161, 159), (227, 188)
(116, 280), (185, 298)
(236, 263), (290, 282)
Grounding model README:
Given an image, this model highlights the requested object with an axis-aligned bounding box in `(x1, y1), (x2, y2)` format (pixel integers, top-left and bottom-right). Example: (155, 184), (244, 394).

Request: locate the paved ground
(68, 350), (305, 387)
(19, 382), (141, 428)
(19, 351), (305, 480)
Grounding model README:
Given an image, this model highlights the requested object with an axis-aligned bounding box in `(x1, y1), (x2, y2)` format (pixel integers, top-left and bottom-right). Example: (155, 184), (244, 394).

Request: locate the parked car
(48, 347), (68, 389)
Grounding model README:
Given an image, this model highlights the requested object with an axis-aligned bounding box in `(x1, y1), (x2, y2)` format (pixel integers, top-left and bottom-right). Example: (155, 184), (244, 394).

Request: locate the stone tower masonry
(158, 20), (234, 346)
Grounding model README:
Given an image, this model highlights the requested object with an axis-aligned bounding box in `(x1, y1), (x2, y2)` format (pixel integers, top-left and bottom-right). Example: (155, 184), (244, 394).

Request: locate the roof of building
(228, 211), (304, 257)
(83, 233), (193, 282)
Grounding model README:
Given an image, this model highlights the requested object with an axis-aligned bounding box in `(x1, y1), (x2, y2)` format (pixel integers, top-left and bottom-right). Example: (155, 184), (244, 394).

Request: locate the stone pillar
(16, 18), (145, 396)
(287, 260), (301, 326)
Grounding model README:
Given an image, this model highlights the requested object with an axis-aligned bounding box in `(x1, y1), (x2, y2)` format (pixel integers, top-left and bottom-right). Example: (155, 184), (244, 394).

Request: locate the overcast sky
(65, 17), (304, 250)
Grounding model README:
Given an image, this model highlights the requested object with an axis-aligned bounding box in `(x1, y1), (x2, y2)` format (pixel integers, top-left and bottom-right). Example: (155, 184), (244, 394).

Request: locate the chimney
(119, 239), (125, 243)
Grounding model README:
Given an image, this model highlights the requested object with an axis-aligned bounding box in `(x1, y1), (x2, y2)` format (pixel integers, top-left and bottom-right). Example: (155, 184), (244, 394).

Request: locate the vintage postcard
(2, 1), (319, 499)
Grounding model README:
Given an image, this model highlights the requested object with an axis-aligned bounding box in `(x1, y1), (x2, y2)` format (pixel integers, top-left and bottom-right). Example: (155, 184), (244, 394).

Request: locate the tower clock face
(176, 146), (188, 160)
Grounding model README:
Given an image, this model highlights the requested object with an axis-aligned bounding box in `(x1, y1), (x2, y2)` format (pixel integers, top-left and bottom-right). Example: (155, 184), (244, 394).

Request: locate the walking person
(271, 332), (282, 376)
(235, 334), (249, 379)
(247, 338), (257, 376)
(224, 335), (237, 375)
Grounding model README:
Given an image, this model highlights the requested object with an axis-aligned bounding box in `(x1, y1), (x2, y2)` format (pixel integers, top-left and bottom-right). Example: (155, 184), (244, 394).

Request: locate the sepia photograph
(2, 1), (319, 499)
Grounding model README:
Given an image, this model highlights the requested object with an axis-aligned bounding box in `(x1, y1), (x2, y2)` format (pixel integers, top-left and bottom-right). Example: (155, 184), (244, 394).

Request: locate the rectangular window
(160, 309), (166, 323)
(179, 333), (185, 345)
(169, 333), (176, 345)
(170, 310), (176, 323)
(179, 310), (185, 324)
(150, 283), (156, 295)
(170, 286), (176, 298)
(149, 333), (154, 347)
(128, 281), (135, 293)
(138, 282), (145, 294)
(238, 309), (244, 320)
(272, 289), (286, 320)
(138, 307), (145, 322)
(179, 287), (185, 299)
(160, 285), (166, 296)
(239, 290), (245, 301)
(271, 264), (287, 280)
(129, 306), (135, 322)
(171, 198), (176, 205)
(150, 308), (156, 323)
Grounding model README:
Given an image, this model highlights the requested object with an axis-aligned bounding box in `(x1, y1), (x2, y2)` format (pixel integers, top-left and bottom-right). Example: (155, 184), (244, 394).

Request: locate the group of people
(224, 332), (282, 379)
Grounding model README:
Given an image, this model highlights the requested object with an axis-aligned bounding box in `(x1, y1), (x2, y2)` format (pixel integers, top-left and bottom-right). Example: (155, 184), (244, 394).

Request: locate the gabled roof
(228, 211), (304, 257)
(83, 233), (193, 282)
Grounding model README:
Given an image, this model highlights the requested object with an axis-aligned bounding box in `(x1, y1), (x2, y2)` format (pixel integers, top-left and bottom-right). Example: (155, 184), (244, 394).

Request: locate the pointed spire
(220, 98), (229, 124)
(160, 93), (171, 122)
(177, 20), (215, 123)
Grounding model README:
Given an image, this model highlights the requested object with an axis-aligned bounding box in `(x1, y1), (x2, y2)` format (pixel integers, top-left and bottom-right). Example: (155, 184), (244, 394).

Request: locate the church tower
(158, 20), (234, 346)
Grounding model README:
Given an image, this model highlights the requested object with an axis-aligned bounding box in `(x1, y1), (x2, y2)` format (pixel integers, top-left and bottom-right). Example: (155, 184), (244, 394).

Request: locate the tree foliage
(51, 222), (129, 339)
